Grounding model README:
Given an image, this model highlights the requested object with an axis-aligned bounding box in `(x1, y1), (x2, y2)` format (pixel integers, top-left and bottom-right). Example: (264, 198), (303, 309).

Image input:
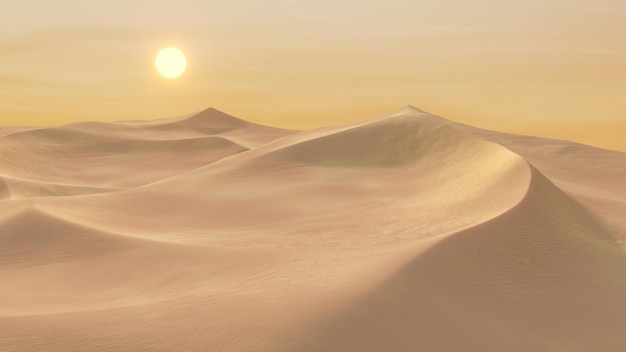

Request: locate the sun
(155, 47), (187, 78)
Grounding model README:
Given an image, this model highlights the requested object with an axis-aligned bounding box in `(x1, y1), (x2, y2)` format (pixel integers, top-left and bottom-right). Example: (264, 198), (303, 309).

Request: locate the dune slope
(294, 167), (626, 352)
(0, 107), (625, 352)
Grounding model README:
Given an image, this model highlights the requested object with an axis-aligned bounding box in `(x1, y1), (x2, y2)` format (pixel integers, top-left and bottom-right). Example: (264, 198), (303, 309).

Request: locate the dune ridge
(1, 106), (625, 351)
(294, 167), (626, 352)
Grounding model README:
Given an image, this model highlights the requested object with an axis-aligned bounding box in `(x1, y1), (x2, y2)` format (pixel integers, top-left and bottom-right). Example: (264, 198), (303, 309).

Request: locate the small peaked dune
(169, 107), (251, 132)
(45, 108), (295, 147)
(163, 107), (297, 147)
(69, 108), (260, 134)
(406, 104), (428, 112)
(107, 107), (257, 138)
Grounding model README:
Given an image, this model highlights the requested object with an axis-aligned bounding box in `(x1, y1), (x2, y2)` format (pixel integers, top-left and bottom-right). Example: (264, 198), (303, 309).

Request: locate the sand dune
(455, 122), (626, 244)
(40, 106), (529, 244)
(0, 108), (294, 191)
(71, 107), (296, 148)
(1, 106), (625, 351)
(0, 126), (40, 137)
(0, 131), (248, 189)
(296, 167), (626, 352)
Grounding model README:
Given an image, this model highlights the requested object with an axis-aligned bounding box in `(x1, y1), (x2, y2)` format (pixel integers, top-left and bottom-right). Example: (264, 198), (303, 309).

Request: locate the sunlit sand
(1, 107), (626, 351)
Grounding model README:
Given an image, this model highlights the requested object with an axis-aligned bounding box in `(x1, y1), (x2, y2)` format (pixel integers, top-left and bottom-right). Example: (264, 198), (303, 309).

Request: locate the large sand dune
(1, 106), (625, 351)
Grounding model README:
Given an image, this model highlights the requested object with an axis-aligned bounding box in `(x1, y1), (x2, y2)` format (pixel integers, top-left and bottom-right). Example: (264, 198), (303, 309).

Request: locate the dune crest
(296, 167), (626, 352)
(1, 107), (625, 351)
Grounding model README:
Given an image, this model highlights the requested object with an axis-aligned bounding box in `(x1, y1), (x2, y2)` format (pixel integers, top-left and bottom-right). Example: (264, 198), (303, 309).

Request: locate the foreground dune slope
(1, 107), (625, 351)
(294, 167), (626, 352)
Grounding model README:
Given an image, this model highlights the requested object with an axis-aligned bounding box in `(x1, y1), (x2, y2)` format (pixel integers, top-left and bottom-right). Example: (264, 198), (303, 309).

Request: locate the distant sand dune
(71, 107), (296, 147)
(1, 106), (625, 351)
(0, 126), (250, 189)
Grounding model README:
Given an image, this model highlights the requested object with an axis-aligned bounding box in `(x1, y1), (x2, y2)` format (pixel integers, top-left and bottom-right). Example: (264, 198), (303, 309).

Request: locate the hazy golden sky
(1, 0), (625, 150)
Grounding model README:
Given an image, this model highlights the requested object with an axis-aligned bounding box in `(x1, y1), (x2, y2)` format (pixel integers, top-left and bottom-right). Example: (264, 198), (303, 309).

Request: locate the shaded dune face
(456, 123), (626, 234)
(294, 168), (626, 352)
(1, 107), (626, 352)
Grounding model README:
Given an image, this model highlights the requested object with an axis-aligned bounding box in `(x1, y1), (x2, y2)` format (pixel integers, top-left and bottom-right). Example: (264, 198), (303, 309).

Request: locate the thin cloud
(584, 50), (626, 56)
(0, 74), (61, 88)
(0, 26), (193, 57)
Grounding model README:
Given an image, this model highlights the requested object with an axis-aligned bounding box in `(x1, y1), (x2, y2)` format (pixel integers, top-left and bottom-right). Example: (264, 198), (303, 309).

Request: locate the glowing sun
(155, 47), (187, 78)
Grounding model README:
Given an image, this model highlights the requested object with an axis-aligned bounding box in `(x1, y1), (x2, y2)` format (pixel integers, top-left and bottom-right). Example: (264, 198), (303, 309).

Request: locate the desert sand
(1, 106), (626, 351)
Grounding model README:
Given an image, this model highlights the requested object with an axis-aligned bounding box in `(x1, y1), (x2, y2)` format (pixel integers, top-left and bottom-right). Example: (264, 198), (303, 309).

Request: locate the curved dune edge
(290, 166), (626, 352)
(456, 122), (626, 240)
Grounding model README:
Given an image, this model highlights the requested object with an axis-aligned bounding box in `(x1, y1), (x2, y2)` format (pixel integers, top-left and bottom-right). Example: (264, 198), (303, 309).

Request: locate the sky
(1, 0), (625, 150)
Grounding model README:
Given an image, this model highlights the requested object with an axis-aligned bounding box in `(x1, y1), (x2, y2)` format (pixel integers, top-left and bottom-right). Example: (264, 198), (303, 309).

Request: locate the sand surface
(1, 106), (625, 351)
